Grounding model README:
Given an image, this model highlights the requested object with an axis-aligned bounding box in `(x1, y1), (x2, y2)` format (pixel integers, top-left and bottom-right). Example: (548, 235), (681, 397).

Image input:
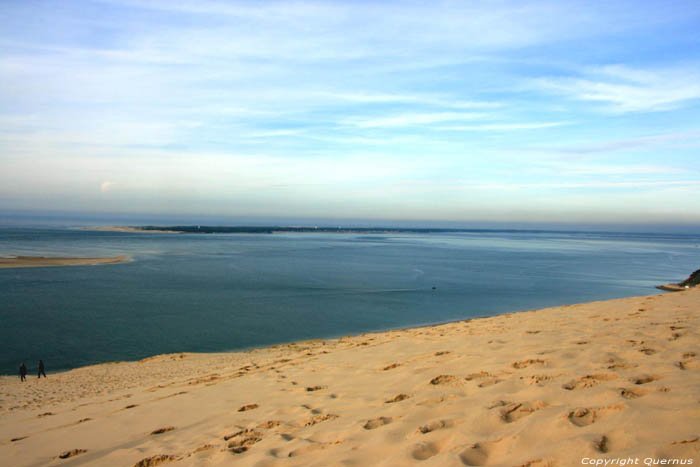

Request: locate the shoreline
(0, 255), (130, 269)
(1, 288), (698, 466)
(0, 291), (659, 378)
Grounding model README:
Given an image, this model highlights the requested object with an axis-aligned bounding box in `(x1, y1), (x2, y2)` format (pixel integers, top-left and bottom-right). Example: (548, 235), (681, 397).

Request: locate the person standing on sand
(38, 360), (46, 378)
(19, 363), (27, 382)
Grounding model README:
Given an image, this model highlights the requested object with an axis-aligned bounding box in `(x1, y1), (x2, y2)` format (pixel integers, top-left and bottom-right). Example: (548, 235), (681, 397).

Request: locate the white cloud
(538, 65), (700, 113)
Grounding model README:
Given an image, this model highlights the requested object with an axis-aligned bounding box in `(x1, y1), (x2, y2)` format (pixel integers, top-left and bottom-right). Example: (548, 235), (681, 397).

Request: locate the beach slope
(0, 289), (698, 466)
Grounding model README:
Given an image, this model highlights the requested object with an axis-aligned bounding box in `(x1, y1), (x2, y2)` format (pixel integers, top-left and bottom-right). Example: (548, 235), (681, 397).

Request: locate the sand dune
(0, 288), (698, 466)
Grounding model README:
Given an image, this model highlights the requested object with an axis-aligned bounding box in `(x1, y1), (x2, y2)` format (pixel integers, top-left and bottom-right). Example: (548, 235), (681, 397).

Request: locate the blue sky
(1, 0), (700, 227)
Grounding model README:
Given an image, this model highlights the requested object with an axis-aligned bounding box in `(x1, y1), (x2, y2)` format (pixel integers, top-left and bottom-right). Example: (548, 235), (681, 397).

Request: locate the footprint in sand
(418, 419), (455, 433)
(11, 436), (28, 442)
(225, 428), (258, 440)
(383, 363), (402, 370)
(257, 420), (281, 429)
(459, 438), (510, 466)
(228, 432), (262, 454)
(630, 375), (661, 385)
(238, 403), (259, 412)
(151, 426), (176, 435)
(511, 359), (546, 369)
(618, 387), (648, 399)
(306, 385), (326, 392)
(676, 359), (699, 370)
(567, 405), (625, 427)
(133, 454), (178, 466)
(562, 373), (618, 390)
(303, 413), (339, 426)
(519, 459), (555, 467)
(465, 371), (492, 381)
(478, 379), (503, 388)
(519, 374), (555, 386)
(124, 404), (138, 409)
(412, 441), (442, 460)
(58, 449), (87, 459)
(190, 444), (215, 454)
(498, 401), (547, 423)
(385, 394), (411, 404)
(430, 375), (461, 385)
(594, 435), (610, 453)
(639, 348), (657, 355)
(363, 416), (393, 430)
(607, 359), (638, 370)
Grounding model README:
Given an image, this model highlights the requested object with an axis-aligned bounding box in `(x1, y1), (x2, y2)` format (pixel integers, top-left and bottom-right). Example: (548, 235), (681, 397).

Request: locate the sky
(1, 0), (700, 228)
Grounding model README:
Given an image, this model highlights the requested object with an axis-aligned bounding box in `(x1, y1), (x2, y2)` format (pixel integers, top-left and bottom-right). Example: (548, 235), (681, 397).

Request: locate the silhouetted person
(19, 363), (27, 382)
(38, 360), (46, 379)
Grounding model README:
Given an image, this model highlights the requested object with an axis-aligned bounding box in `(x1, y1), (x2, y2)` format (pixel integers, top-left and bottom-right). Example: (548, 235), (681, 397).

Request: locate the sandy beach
(0, 288), (698, 466)
(0, 255), (129, 269)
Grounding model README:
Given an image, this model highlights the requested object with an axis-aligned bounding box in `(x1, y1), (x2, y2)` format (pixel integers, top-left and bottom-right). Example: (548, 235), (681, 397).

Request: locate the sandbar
(0, 255), (129, 269)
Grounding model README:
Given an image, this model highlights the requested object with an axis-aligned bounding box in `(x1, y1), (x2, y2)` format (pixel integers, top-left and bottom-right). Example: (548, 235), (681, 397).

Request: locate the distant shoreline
(0, 255), (129, 269)
(89, 226), (181, 234)
(92, 225), (489, 234)
(91, 224), (685, 235)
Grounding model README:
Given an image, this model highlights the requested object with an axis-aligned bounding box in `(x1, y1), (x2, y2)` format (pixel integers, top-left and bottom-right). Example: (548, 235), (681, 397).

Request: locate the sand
(0, 288), (698, 466)
(0, 255), (129, 269)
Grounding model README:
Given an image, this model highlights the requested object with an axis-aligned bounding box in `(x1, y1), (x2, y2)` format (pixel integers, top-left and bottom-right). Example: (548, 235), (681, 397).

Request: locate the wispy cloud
(537, 65), (700, 113)
(535, 164), (687, 176)
(342, 112), (487, 128)
(439, 122), (568, 132)
(521, 130), (700, 155)
(392, 180), (700, 191)
(316, 92), (502, 109)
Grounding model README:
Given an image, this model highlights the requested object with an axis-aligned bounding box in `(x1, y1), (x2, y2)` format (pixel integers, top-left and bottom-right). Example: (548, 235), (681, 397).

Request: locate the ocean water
(0, 227), (698, 375)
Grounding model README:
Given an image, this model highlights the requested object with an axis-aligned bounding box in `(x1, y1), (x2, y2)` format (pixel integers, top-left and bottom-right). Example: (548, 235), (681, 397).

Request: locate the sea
(1, 227), (698, 375)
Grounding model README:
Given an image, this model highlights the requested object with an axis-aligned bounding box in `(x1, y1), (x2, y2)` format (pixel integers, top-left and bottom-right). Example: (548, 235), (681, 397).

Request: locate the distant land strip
(94, 225), (677, 235)
(0, 255), (129, 269)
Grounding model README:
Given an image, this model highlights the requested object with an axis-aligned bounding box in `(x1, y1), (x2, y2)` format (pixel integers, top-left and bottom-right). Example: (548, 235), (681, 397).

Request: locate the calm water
(1, 228), (698, 375)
